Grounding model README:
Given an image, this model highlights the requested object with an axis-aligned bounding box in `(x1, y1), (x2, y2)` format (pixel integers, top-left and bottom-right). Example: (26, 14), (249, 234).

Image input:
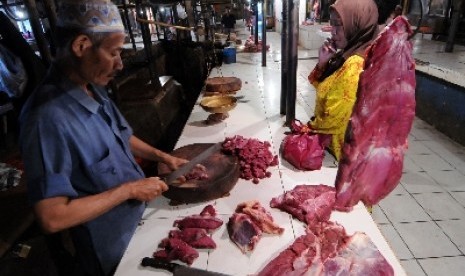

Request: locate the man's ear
(71, 35), (93, 57)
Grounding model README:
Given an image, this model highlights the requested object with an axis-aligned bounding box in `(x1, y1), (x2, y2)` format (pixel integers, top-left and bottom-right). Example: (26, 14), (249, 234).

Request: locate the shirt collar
(49, 63), (108, 114)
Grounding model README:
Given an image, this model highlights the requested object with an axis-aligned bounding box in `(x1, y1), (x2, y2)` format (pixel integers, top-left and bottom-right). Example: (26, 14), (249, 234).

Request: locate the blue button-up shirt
(20, 64), (145, 275)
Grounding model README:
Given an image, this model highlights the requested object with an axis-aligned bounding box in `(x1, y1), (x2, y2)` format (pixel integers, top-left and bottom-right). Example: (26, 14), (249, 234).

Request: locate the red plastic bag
(282, 120), (331, 171)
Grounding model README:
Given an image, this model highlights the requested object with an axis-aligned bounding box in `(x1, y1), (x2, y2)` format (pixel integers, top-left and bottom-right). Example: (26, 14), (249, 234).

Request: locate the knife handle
(141, 257), (178, 272)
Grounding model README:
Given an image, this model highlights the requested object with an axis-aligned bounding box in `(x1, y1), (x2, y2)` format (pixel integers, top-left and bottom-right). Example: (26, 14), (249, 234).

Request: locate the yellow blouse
(308, 55), (364, 160)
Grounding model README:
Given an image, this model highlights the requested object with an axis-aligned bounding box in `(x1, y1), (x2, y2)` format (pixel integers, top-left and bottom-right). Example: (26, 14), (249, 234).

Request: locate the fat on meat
(236, 200), (284, 234)
(270, 184), (336, 224)
(258, 221), (393, 276)
(335, 16), (416, 210)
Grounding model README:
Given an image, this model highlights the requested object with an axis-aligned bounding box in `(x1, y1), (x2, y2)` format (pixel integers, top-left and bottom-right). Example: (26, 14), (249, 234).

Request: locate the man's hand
(163, 155), (189, 171)
(127, 177), (169, 202)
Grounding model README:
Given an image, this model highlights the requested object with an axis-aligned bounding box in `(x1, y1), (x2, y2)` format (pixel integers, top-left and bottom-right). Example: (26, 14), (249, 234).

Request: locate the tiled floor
(225, 21), (465, 276)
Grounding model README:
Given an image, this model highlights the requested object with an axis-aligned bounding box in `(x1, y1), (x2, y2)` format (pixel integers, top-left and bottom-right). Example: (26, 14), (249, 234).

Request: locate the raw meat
(222, 135), (278, 184)
(168, 228), (216, 249)
(173, 205), (223, 231)
(270, 184), (336, 224)
(258, 221), (393, 276)
(236, 200), (284, 235)
(153, 238), (199, 265)
(228, 201), (284, 253)
(176, 164), (209, 183)
(335, 16), (416, 210)
(200, 204), (217, 217)
(228, 213), (263, 253)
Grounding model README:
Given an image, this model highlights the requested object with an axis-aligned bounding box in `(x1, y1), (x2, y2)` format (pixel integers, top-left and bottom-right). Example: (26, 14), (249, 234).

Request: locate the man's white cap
(56, 0), (125, 33)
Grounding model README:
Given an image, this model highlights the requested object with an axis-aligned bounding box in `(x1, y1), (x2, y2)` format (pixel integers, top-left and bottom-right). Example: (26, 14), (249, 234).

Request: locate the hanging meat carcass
(334, 16), (416, 210)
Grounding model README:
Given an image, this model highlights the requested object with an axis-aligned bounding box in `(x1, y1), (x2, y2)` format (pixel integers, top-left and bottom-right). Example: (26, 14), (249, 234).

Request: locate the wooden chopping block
(205, 77), (242, 93)
(158, 143), (240, 205)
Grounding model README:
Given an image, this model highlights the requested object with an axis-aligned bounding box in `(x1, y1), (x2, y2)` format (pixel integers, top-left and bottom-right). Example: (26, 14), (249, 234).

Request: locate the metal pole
(254, 2), (259, 44)
(122, 0), (137, 51)
(285, 0), (299, 125)
(261, 0), (267, 67)
(280, 0), (288, 115)
(135, 0), (161, 90)
(42, 0), (57, 30)
(23, 0), (52, 65)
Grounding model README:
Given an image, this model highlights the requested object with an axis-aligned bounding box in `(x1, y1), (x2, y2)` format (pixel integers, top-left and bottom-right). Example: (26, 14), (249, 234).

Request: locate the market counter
(114, 68), (406, 275)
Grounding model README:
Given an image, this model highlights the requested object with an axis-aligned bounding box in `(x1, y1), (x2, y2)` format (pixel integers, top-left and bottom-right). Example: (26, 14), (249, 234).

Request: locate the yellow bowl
(200, 95), (237, 114)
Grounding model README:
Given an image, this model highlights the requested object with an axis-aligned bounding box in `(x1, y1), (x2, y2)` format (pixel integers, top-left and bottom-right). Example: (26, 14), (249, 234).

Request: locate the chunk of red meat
(335, 16), (416, 210)
(153, 238), (199, 265)
(270, 184), (336, 224)
(173, 215), (223, 231)
(168, 228), (216, 249)
(227, 213), (262, 253)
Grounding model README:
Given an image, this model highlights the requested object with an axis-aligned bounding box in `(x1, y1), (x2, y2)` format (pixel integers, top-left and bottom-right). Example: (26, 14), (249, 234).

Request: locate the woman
(308, 0), (379, 161)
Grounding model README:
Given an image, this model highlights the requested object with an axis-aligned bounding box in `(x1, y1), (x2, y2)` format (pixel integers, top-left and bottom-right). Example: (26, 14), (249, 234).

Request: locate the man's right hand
(127, 177), (168, 202)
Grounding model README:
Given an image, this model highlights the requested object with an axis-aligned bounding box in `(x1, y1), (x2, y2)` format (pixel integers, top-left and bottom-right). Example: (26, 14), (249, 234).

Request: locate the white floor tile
(400, 171), (444, 193)
(394, 221), (461, 258)
(418, 256), (465, 276)
(400, 260), (426, 276)
(378, 224), (414, 260)
(451, 192), (465, 207)
(372, 205), (390, 224)
(409, 153), (454, 171)
(437, 220), (465, 254)
(413, 193), (465, 220)
(426, 169), (465, 192)
(379, 194), (430, 223)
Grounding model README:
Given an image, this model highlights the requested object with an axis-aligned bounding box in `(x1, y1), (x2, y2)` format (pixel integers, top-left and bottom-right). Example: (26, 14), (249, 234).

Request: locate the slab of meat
(153, 238), (199, 265)
(168, 228), (216, 249)
(173, 204), (223, 231)
(228, 213), (263, 253)
(334, 16), (416, 210)
(270, 184), (336, 224)
(258, 221), (393, 276)
(228, 201), (284, 253)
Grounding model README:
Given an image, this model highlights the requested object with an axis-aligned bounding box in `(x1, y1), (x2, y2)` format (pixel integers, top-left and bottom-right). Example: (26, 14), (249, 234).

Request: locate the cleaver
(141, 257), (230, 276)
(163, 142), (222, 186)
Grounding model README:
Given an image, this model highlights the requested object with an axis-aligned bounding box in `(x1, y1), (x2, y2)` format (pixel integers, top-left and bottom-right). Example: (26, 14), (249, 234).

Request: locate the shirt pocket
(87, 149), (122, 191)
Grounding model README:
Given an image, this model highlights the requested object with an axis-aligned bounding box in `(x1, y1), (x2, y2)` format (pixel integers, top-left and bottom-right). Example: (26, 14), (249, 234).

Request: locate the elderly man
(19, 0), (186, 275)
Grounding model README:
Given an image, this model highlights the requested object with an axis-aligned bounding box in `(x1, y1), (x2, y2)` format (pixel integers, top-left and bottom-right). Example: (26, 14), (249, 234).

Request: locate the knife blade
(141, 257), (230, 276)
(163, 142), (222, 186)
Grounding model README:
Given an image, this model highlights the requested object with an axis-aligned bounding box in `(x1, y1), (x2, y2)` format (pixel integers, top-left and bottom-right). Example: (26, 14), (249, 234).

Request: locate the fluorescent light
(16, 11), (24, 18)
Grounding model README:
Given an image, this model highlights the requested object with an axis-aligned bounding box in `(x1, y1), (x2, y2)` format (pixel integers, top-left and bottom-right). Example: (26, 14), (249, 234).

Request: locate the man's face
(80, 32), (125, 86)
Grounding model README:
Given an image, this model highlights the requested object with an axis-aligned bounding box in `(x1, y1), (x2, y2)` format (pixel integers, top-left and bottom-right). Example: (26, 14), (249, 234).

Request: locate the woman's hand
(318, 38), (337, 69)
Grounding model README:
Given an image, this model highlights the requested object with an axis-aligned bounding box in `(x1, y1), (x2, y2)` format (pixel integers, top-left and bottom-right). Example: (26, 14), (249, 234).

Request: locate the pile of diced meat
(176, 164), (209, 184)
(243, 36), (270, 53)
(153, 205), (222, 265)
(222, 135), (278, 184)
(228, 200), (284, 253)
